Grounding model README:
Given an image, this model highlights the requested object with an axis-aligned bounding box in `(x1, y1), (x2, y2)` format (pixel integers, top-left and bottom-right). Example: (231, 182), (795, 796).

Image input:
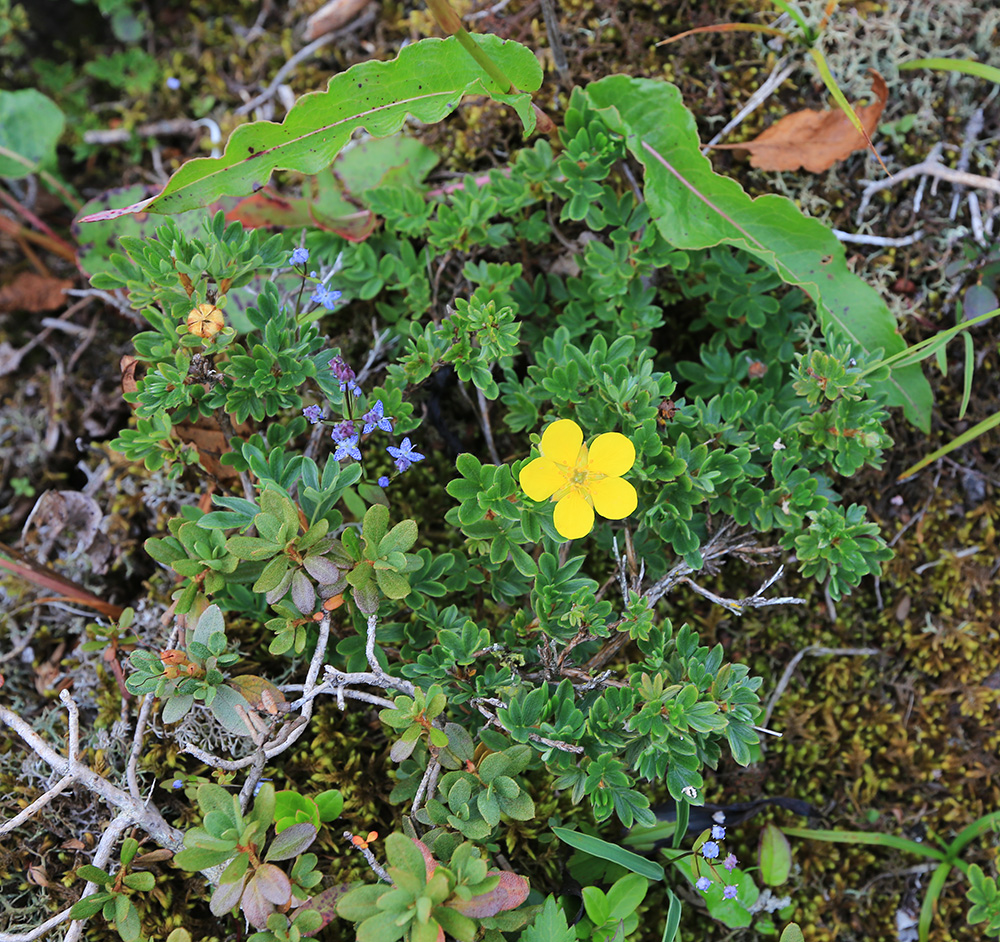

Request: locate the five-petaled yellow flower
(519, 419), (637, 539)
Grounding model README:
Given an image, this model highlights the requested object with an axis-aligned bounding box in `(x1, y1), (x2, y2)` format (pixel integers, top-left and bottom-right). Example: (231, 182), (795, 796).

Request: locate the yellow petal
(540, 419), (583, 466)
(589, 476), (638, 520)
(519, 457), (565, 501)
(553, 491), (594, 540)
(588, 432), (636, 477)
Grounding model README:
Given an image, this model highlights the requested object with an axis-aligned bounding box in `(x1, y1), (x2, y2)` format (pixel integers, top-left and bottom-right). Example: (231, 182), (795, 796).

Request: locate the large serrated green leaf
(81, 35), (541, 220)
(582, 75), (933, 431)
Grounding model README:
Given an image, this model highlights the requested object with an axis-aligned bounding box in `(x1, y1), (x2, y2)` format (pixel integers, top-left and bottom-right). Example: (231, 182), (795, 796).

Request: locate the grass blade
(959, 329), (974, 419)
(551, 827), (665, 881)
(660, 889), (682, 942)
(900, 57), (1000, 86)
(897, 410), (1000, 480)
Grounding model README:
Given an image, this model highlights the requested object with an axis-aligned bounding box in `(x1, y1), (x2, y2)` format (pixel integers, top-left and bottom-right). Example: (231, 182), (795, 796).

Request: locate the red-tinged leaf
(413, 839), (437, 881)
(452, 871), (529, 917)
(293, 883), (355, 935)
(224, 190), (377, 241)
(210, 875), (246, 916)
(240, 872), (275, 930)
(227, 674), (286, 711)
(225, 190), (312, 229)
(254, 863), (293, 905)
(266, 822), (317, 862)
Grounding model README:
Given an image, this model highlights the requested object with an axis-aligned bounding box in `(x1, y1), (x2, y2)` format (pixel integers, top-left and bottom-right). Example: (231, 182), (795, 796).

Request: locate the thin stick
(538, 0), (570, 79)
(703, 57), (796, 154)
(0, 906), (74, 942)
(126, 694), (156, 800)
(63, 813), (133, 942)
(762, 645), (882, 730)
(344, 831), (392, 883)
(856, 159), (1000, 226)
(235, 11), (376, 117)
(411, 759), (441, 815)
(476, 387), (501, 465)
(831, 228), (925, 247)
(0, 774), (75, 835)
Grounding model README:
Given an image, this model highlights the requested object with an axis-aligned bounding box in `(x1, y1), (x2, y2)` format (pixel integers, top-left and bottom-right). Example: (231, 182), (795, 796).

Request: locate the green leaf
(362, 504), (390, 549)
(266, 822), (317, 861)
(69, 893), (112, 919)
(161, 694), (194, 724)
(551, 827), (664, 882)
(378, 518), (418, 556)
(207, 685), (255, 737)
(195, 783), (239, 823)
(315, 789), (344, 822)
(119, 838), (139, 868)
(605, 872), (648, 921)
(336, 884), (387, 921)
(582, 76), (933, 430)
(83, 35), (542, 218)
(122, 871), (155, 892)
(384, 832), (427, 880)
(174, 847), (236, 873)
(582, 886), (608, 927)
(779, 924), (806, 942)
(76, 865), (113, 885)
(357, 911), (407, 942)
(520, 895), (575, 942)
(0, 89), (65, 177)
(759, 823), (792, 886)
(115, 895), (141, 942)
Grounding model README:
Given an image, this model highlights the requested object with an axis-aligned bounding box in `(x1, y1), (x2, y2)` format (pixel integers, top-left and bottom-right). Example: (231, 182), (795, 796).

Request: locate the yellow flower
(519, 419), (637, 539)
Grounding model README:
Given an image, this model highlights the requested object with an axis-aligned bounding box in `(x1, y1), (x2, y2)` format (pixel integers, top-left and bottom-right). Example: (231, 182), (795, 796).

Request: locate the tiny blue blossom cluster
(289, 247), (310, 267)
(301, 356), (422, 491)
(692, 813), (740, 899)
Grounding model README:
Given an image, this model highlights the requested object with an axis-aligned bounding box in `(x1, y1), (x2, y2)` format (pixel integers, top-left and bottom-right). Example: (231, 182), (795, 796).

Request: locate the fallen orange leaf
(714, 70), (888, 173)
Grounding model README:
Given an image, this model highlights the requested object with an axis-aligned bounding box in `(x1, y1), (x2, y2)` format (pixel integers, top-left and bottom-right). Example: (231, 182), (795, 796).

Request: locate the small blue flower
(701, 841), (720, 860)
(695, 876), (712, 892)
(334, 435), (362, 462)
(303, 404), (323, 424)
(329, 356), (355, 383)
(166, 76), (181, 90)
(712, 824), (726, 841)
(722, 884), (738, 900)
(331, 420), (355, 443)
(378, 476), (390, 488)
(252, 778), (272, 797)
(310, 286), (343, 311)
(171, 779), (184, 789)
(362, 400), (394, 435)
(723, 853), (738, 872)
(290, 247), (309, 266)
(387, 438), (424, 472)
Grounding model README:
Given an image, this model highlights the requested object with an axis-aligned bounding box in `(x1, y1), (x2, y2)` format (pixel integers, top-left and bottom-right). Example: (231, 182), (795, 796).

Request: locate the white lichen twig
(0, 691), (183, 852)
(181, 611), (337, 771)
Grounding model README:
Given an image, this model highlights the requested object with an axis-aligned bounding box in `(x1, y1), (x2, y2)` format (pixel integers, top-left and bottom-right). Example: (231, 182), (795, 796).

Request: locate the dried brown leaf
(714, 71), (888, 173)
(0, 272), (72, 313)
